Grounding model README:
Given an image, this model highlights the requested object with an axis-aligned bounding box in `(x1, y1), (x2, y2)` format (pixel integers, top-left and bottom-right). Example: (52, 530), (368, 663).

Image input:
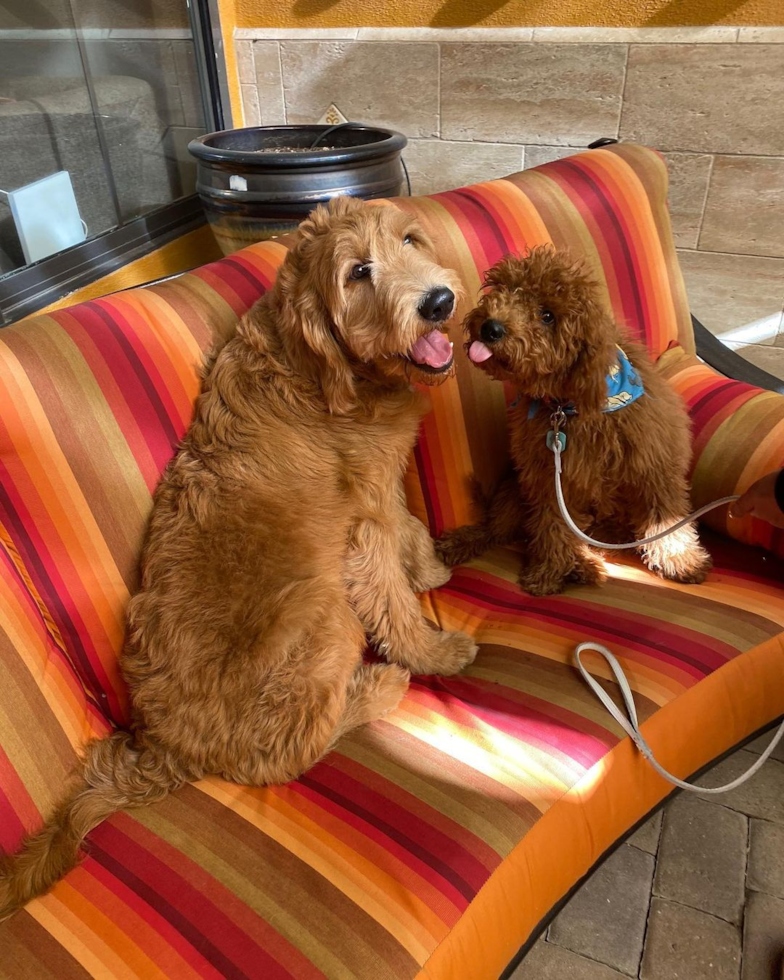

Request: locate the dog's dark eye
(403, 234), (413, 245)
(349, 263), (371, 281)
(540, 309), (556, 327)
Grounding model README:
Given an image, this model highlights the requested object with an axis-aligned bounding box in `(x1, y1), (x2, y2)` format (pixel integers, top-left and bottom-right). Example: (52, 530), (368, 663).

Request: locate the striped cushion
(0, 544), (110, 854)
(0, 541), (782, 979)
(0, 248), (285, 727)
(2, 144), (783, 978)
(660, 346), (784, 559)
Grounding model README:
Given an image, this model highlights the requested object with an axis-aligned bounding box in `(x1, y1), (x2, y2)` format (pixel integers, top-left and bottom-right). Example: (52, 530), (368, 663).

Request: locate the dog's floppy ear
(276, 220), (356, 415)
(564, 305), (618, 418)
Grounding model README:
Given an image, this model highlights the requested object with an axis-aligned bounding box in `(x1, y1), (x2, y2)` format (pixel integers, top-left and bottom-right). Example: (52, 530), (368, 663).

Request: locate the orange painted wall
(233, 0), (781, 27)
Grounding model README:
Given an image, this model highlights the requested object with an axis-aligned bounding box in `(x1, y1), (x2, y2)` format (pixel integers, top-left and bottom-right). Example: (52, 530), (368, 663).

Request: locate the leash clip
(547, 408), (567, 454)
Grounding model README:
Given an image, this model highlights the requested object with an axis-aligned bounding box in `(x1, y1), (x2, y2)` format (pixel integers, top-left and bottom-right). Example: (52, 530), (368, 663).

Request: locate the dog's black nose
(480, 319), (506, 343)
(419, 287), (455, 322)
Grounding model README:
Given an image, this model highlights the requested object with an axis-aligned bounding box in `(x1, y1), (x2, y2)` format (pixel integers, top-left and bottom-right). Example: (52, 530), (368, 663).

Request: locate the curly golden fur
(437, 246), (712, 596)
(0, 197), (478, 919)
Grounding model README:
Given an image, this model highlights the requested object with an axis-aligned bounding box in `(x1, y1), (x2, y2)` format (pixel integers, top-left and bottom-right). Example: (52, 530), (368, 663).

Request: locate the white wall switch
(6, 171), (86, 265)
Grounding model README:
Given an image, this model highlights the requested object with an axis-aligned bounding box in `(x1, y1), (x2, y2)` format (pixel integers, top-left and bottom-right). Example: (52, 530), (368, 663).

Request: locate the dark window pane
(0, 0), (206, 275)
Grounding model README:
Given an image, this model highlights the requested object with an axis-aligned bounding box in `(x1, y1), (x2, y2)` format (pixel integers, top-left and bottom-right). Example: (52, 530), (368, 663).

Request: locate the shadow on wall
(293, 0), (345, 17)
(291, 0), (763, 27)
(644, 0), (751, 23)
(430, 0), (514, 26)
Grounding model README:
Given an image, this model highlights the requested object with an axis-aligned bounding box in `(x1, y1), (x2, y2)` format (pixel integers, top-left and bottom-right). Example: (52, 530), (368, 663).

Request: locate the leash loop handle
(576, 643), (784, 794)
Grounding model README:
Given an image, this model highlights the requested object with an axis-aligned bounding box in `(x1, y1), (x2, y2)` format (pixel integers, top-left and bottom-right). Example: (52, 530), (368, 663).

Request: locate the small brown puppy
(1, 197), (476, 919)
(437, 246), (711, 596)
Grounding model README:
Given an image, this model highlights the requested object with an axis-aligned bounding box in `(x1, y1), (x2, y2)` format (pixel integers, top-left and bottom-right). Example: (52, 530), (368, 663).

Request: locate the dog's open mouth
(406, 329), (454, 374)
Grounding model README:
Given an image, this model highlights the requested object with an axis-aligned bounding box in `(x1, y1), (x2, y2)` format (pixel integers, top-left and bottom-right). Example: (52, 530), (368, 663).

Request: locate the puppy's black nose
(480, 319), (506, 343)
(419, 287), (455, 323)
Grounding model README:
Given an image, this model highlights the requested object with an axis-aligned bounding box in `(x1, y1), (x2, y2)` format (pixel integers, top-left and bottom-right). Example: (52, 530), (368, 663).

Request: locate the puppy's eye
(540, 309), (556, 327)
(349, 263), (371, 281)
(403, 234), (413, 245)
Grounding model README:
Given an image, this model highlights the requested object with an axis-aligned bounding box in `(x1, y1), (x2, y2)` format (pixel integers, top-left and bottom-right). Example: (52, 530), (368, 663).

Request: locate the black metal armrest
(692, 316), (784, 394)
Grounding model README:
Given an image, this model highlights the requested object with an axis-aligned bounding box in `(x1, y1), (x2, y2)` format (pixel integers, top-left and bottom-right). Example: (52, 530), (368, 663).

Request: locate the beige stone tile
(654, 797), (747, 924)
(640, 899), (741, 980)
(747, 730), (784, 764)
(524, 145), (585, 168)
(620, 44), (784, 156)
(695, 750), (784, 822)
(726, 343), (784, 380)
(402, 140), (523, 195)
(357, 27), (534, 41)
(547, 845), (654, 976)
(676, 249), (784, 342)
(441, 44), (626, 146)
(253, 41), (285, 126)
(512, 939), (628, 979)
(738, 27), (784, 43)
(741, 892), (784, 980)
(627, 808), (663, 855)
(240, 83), (260, 128)
(235, 27), (358, 40)
(747, 819), (784, 899)
(235, 39), (255, 85)
(532, 27), (738, 43)
(663, 152), (713, 249)
(280, 42), (439, 137)
(699, 155), (784, 258)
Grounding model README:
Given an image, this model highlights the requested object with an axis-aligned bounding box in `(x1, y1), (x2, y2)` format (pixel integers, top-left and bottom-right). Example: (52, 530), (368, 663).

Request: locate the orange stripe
(416, 633), (784, 980)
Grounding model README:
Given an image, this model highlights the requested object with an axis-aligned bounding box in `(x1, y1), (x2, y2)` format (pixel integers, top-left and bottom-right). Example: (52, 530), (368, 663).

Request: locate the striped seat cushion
(0, 538), (782, 979)
(0, 545), (110, 854)
(2, 144), (783, 978)
(659, 346), (784, 559)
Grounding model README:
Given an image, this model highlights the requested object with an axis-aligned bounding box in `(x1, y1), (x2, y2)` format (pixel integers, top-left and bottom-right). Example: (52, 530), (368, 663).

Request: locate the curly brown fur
(438, 246), (711, 595)
(0, 197), (477, 919)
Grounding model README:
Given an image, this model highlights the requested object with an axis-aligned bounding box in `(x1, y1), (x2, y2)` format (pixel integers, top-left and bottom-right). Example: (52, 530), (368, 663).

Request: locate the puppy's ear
(275, 236), (356, 415)
(565, 306), (618, 418)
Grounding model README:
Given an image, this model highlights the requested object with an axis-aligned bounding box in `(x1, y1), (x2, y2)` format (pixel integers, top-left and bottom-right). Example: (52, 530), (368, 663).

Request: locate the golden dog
(437, 246), (712, 596)
(0, 197), (477, 918)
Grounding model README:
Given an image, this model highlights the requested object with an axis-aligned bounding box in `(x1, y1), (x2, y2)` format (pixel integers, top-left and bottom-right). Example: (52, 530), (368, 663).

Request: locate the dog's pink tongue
(409, 330), (453, 369)
(468, 340), (493, 363)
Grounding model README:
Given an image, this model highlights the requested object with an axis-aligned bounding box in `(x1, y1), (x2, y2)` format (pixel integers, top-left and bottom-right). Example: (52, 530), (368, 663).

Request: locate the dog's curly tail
(0, 731), (183, 921)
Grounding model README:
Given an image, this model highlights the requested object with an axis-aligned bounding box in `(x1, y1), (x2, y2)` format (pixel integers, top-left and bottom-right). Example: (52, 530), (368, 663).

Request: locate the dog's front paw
(408, 629), (478, 676)
(408, 559), (452, 593)
(518, 566), (567, 596)
(645, 547), (713, 584)
(567, 551), (607, 587)
(641, 526), (713, 585)
(431, 630), (479, 675)
(367, 664), (411, 718)
(435, 524), (489, 568)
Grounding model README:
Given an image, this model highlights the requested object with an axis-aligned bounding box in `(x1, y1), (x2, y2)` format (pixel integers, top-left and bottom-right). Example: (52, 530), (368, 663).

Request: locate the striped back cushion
(0, 544), (111, 852)
(0, 145), (692, 719)
(659, 346), (784, 559)
(0, 249), (285, 726)
(397, 144), (694, 529)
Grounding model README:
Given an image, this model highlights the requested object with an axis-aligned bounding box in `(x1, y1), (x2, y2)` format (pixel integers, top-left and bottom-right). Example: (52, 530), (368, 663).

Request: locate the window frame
(0, 0), (228, 326)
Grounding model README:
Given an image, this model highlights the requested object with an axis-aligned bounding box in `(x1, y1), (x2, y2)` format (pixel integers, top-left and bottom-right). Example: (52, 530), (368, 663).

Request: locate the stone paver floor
(512, 732), (784, 980)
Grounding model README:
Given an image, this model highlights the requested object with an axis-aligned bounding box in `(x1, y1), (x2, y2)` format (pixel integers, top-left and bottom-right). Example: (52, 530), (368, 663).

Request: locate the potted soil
(188, 123), (407, 255)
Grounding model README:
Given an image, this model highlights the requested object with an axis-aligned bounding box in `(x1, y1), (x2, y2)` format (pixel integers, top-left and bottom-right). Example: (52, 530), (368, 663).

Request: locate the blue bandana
(525, 346), (645, 420)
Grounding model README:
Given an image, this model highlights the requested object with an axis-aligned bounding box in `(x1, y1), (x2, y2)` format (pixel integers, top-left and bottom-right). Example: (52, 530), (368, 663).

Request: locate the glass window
(0, 0), (209, 276)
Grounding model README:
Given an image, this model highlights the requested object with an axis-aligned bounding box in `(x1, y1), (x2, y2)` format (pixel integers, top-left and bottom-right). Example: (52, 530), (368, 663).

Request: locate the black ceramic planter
(188, 124), (408, 254)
